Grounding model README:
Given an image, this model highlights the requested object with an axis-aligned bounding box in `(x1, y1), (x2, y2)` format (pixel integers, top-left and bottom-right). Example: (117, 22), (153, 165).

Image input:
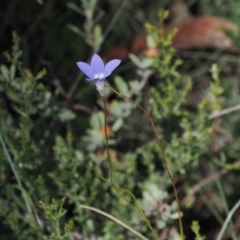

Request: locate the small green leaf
(67, 24), (85, 37)
(12, 105), (29, 118)
(129, 54), (141, 67)
(66, 2), (84, 15)
(90, 112), (104, 129)
(75, 150), (84, 162)
(112, 118), (123, 132)
(0, 65), (9, 81)
(140, 58), (154, 69)
(129, 79), (145, 93)
(59, 209), (67, 217)
(6, 89), (21, 103)
(10, 64), (16, 80)
(93, 24), (102, 47)
(114, 76), (129, 95)
(146, 34), (156, 48)
(169, 212), (181, 219)
(58, 109), (76, 122)
(15, 50), (22, 59)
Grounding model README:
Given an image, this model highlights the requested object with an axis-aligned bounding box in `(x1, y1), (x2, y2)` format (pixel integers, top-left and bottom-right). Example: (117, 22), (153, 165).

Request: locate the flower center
(94, 73), (104, 79)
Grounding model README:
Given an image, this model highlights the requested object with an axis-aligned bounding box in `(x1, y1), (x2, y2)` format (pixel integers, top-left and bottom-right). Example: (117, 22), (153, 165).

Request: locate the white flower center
(94, 73), (104, 79)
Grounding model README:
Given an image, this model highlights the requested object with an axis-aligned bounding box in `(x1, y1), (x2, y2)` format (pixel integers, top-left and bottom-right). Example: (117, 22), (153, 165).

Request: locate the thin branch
(101, 0), (129, 46)
(216, 198), (240, 240)
(79, 205), (149, 240)
(71, 104), (93, 114)
(208, 103), (240, 119)
(22, 0), (57, 39)
(0, 132), (32, 213)
(68, 72), (84, 96)
(182, 160), (240, 205)
(182, 168), (228, 202)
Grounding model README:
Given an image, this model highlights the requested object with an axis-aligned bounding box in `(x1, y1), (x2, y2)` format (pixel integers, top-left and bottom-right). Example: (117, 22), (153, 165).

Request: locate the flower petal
(76, 62), (94, 79)
(104, 59), (121, 78)
(91, 54), (104, 75)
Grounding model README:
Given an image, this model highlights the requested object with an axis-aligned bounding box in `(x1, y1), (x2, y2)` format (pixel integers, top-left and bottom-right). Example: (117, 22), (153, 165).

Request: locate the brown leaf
(102, 16), (237, 62)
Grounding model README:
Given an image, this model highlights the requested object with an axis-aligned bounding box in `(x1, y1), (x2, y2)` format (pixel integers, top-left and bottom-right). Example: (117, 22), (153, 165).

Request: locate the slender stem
(210, 163), (236, 239)
(208, 103), (240, 119)
(56, 203), (62, 239)
(216, 198), (240, 240)
(101, 95), (114, 184)
(100, 93), (160, 240)
(56, 219), (61, 239)
(100, 0), (129, 47)
(79, 204), (149, 240)
(106, 85), (184, 239)
(0, 132), (32, 213)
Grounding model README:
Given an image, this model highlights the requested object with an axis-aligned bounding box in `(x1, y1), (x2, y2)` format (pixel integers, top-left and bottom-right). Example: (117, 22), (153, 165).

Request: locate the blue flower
(76, 54), (121, 91)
